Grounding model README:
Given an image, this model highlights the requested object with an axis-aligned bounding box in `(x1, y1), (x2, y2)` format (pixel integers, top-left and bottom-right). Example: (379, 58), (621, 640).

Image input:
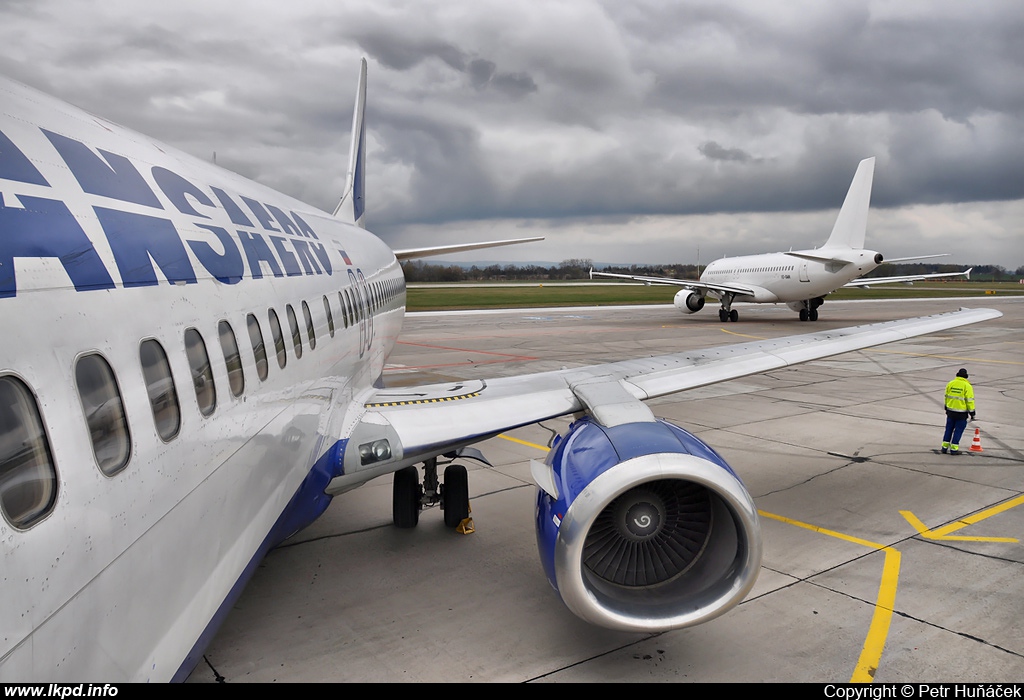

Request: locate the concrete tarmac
(188, 297), (1024, 683)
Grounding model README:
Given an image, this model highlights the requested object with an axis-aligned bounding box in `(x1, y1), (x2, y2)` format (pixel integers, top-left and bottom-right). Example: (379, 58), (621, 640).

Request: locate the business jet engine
(534, 417), (761, 632)
(674, 291), (706, 314)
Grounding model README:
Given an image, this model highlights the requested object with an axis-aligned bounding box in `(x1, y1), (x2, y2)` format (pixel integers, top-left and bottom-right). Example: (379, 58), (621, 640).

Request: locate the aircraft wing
(589, 269), (754, 297)
(335, 307), (1000, 486)
(783, 250), (855, 265)
(393, 237), (544, 261)
(844, 268), (972, 288)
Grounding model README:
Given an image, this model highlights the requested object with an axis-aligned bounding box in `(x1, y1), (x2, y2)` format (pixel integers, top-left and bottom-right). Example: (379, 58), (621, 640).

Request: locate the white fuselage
(1, 77), (403, 680)
(697, 249), (882, 303)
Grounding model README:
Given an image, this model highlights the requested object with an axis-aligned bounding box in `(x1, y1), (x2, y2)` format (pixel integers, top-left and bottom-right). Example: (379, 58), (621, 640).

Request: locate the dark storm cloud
(467, 59), (537, 98)
(357, 33), (467, 72)
(698, 141), (753, 163)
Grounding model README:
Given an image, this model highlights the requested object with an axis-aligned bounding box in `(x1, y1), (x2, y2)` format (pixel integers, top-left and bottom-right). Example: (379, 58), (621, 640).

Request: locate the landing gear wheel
(729, 309), (738, 322)
(719, 308), (728, 322)
(799, 308), (808, 322)
(809, 308), (818, 321)
(442, 465), (469, 528)
(393, 466), (422, 529)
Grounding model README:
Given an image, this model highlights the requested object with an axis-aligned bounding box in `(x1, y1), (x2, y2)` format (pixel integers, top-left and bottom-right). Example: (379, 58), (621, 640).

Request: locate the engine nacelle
(673, 291), (706, 314)
(534, 417), (761, 632)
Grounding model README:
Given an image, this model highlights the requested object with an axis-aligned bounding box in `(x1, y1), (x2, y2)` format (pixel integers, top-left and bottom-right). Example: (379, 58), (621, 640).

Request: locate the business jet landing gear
(392, 457), (474, 532)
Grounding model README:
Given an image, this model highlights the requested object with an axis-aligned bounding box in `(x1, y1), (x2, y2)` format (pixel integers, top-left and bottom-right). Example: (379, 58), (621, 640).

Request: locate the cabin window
(75, 353), (132, 475)
(286, 304), (303, 359)
(323, 296), (335, 338)
(218, 321), (245, 397)
(139, 339), (181, 441)
(342, 289), (353, 324)
(302, 300), (316, 350)
(0, 376), (57, 529)
(338, 292), (349, 328)
(269, 309), (287, 368)
(184, 328), (217, 417)
(247, 314), (269, 381)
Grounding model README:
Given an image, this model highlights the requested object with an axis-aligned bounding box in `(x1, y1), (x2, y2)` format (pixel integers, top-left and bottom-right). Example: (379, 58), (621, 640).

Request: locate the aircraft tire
(729, 309), (738, 322)
(799, 309), (808, 322)
(393, 466), (422, 528)
(719, 309), (728, 322)
(442, 465), (469, 528)
(809, 308), (818, 321)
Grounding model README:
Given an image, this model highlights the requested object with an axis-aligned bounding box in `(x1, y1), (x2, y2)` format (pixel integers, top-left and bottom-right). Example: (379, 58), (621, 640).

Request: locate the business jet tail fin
(823, 157), (875, 250)
(334, 58), (368, 227)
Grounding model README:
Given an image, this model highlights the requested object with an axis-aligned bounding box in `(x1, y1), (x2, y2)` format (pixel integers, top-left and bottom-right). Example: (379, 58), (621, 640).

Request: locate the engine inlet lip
(552, 452), (762, 632)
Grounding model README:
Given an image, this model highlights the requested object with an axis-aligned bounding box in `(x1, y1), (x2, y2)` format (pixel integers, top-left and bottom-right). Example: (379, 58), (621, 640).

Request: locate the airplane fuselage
(697, 249), (883, 304)
(1, 76), (404, 680)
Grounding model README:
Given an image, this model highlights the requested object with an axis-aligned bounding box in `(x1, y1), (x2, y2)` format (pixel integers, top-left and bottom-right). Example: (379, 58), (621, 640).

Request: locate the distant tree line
(402, 259), (1024, 283)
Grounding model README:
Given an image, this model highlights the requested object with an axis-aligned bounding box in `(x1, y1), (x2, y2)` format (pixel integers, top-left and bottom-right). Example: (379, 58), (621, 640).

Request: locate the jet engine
(674, 291), (706, 314)
(534, 417), (761, 632)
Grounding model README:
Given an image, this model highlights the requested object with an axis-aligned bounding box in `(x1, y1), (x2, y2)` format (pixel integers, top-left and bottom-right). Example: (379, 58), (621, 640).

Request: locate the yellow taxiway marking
(498, 434), (550, 451)
(900, 494), (1024, 543)
(719, 328), (765, 339)
(758, 510), (899, 683)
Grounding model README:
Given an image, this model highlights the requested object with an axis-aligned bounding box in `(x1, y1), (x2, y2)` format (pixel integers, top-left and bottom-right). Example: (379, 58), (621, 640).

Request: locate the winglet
(823, 157), (875, 250)
(964, 267), (973, 281)
(333, 58), (367, 227)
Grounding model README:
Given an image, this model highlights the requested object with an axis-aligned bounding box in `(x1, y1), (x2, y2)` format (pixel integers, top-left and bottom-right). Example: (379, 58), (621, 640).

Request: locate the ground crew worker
(941, 368), (976, 454)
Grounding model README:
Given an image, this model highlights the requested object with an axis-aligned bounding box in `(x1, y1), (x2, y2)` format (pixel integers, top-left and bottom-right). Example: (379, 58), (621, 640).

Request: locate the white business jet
(592, 157), (972, 322)
(0, 61), (999, 681)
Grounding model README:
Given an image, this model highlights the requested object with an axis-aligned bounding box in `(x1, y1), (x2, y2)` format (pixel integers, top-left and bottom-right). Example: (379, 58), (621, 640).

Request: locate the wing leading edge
(329, 307), (1000, 493)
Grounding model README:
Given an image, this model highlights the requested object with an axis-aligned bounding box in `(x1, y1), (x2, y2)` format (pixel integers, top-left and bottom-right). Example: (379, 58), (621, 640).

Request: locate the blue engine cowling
(535, 417), (761, 632)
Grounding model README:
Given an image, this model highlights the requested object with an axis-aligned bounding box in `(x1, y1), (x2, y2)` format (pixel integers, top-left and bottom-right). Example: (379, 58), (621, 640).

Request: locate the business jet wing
(338, 307), (1000, 480)
(393, 237), (545, 261)
(589, 269), (754, 297)
(844, 267), (972, 288)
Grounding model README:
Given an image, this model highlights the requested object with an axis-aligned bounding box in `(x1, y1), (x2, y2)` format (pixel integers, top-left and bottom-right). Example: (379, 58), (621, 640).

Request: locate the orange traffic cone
(969, 428), (984, 452)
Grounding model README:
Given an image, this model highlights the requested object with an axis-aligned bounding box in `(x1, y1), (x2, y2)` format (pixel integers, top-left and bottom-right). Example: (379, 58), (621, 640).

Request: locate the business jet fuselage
(0, 66), (999, 682)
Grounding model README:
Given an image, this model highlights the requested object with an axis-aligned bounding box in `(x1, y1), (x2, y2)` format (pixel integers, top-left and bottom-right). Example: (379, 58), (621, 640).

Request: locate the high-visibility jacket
(944, 377), (975, 416)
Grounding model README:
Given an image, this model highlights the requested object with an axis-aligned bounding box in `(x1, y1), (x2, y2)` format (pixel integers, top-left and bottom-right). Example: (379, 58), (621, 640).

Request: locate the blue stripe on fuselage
(171, 437), (348, 682)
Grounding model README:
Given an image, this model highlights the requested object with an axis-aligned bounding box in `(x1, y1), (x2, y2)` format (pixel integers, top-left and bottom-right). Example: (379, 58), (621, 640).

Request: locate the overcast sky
(2, 0), (1022, 268)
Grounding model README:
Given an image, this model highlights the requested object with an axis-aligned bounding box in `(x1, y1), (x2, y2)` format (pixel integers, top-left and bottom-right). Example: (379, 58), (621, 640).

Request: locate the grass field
(405, 281), (1024, 311)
